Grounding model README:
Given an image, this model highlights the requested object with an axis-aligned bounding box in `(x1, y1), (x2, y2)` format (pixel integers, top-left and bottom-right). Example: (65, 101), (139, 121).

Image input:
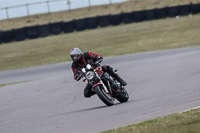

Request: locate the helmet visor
(71, 54), (78, 60)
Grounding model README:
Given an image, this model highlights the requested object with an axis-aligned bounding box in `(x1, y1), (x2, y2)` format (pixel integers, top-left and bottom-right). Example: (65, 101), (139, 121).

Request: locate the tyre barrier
(26, 25), (39, 39)
(0, 31), (3, 44)
(179, 4), (191, 16)
(98, 15), (111, 27)
(2, 30), (14, 43)
(1, 2), (200, 44)
(50, 22), (63, 35)
(168, 6), (180, 17)
(110, 14), (122, 25)
(14, 27), (27, 41)
(74, 18), (86, 31)
(63, 20), (75, 33)
(38, 24), (50, 37)
(191, 3), (200, 14)
(86, 17), (98, 29)
(155, 7), (168, 19)
(133, 10), (145, 22)
(122, 12), (134, 24)
(145, 9), (157, 20)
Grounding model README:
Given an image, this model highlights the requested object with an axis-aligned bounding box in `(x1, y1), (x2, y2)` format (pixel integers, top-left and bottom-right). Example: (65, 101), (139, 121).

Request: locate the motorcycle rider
(70, 48), (127, 98)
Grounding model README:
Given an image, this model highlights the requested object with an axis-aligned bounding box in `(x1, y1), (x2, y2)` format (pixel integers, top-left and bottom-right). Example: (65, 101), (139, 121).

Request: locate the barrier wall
(133, 10), (145, 22)
(26, 25), (39, 39)
(122, 12), (134, 23)
(14, 27), (27, 41)
(38, 24), (50, 37)
(2, 30), (14, 43)
(98, 15), (111, 27)
(191, 3), (200, 13)
(180, 4), (191, 15)
(50, 22), (63, 35)
(168, 6), (180, 17)
(86, 17), (98, 29)
(156, 7), (168, 19)
(63, 20), (75, 33)
(74, 18), (86, 31)
(145, 9), (157, 20)
(0, 31), (3, 44)
(0, 3), (200, 44)
(110, 14), (122, 25)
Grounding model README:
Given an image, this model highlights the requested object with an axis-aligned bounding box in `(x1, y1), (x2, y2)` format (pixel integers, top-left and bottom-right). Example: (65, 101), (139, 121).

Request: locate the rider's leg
(84, 83), (95, 98)
(102, 65), (127, 86)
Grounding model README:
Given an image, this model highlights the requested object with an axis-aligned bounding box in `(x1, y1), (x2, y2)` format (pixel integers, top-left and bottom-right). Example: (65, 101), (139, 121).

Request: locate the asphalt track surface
(1, 47), (200, 133)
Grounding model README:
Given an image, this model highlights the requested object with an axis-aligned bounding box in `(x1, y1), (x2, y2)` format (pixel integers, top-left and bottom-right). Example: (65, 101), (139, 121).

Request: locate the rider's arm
(86, 51), (103, 62)
(71, 65), (82, 81)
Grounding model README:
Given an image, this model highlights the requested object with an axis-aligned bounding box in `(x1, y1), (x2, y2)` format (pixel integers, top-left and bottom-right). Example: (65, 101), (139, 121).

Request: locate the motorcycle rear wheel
(94, 85), (114, 106)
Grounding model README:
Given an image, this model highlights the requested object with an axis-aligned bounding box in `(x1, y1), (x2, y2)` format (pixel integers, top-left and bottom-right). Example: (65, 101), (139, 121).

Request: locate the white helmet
(70, 48), (82, 63)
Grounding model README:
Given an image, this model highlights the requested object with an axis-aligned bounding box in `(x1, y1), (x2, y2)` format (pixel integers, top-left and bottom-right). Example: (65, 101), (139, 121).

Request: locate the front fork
(100, 80), (109, 94)
(92, 79), (114, 100)
(93, 71), (115, 97)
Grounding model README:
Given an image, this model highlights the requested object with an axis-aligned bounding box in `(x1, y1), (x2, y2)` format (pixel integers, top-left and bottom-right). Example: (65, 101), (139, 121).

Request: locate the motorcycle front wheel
(94, 85), (114, 106)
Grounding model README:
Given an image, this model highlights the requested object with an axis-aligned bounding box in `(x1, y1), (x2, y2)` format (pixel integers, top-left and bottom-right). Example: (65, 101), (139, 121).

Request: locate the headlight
(86, 71), (95, 80)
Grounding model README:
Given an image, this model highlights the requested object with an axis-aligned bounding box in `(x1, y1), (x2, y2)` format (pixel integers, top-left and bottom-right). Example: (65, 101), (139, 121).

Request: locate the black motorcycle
(81, 61), (129, 106)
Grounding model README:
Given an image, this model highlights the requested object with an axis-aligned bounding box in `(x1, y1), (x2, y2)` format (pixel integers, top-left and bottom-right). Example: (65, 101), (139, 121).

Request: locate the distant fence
(0, 2), (200, 44)
(0, 0), (116, 20)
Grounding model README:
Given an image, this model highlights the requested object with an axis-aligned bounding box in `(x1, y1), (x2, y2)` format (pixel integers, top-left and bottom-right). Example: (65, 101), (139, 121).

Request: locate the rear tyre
(116, 88), (129, 103)
(94, 85), (114, 106)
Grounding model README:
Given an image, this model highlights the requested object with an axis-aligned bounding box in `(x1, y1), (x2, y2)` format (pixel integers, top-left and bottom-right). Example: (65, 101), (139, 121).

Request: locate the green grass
(0, 14), (200, 71)
(0, 0), (199, 30)
(101, 108), (200, 133)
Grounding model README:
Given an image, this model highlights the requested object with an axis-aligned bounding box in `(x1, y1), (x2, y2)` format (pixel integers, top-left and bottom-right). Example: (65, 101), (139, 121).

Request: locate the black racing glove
(75, 73), (83, 81)
(96, 56), (103, 64)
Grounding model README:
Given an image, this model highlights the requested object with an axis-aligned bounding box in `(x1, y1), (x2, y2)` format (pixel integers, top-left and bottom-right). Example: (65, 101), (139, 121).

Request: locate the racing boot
(113, 74), (127, 86)
(104, 65), (127, 86)
(89, 90), (96, 97)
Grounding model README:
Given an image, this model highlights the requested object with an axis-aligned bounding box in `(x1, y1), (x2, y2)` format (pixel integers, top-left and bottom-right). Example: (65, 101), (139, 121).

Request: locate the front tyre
(94, 85), (114, 106)
(116, 88), (129, 103)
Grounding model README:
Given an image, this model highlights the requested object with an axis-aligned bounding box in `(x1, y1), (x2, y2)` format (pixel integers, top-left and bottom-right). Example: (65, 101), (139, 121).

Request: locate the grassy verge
(0, 14), (200, 71)
(101, 108), (200, 133)
(0, 0), (199, 30)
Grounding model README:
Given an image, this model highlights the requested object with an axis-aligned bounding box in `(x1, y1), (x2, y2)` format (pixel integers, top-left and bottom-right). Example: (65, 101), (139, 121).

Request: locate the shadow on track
(67, 105), (109, 115)
(66, 100), (135, 115)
